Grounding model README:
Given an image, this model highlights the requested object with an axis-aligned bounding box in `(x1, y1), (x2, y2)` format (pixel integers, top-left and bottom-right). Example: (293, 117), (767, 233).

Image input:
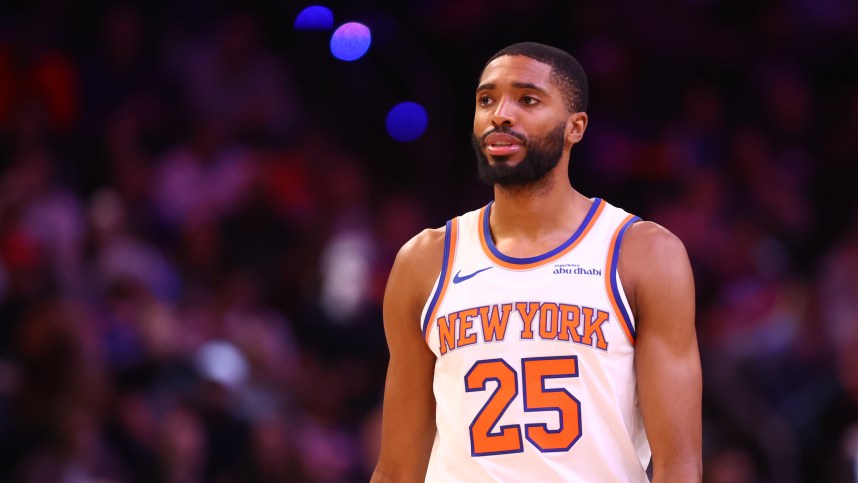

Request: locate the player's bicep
(622, 222), (702, 481)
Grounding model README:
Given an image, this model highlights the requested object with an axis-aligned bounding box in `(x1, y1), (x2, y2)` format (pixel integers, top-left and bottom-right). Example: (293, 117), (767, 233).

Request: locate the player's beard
(472, 122), (566, 187)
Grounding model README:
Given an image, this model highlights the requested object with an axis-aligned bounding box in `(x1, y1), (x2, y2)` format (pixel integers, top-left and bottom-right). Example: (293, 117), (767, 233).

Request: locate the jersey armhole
(422, 218), (459, 342)
(604, 214), (640, 345)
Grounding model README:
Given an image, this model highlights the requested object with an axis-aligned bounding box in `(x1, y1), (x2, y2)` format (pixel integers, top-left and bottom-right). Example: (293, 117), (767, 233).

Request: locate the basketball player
(371, 42), (701, 482)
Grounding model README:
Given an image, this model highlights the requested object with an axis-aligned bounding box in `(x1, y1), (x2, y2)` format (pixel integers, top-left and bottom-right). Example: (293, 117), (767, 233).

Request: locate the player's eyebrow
(476, 82), (549, 95)
(512, 82), (549, 95)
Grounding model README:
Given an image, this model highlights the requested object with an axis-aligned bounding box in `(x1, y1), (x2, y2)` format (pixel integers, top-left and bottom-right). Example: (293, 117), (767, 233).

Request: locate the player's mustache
(480, 128), (527, 145)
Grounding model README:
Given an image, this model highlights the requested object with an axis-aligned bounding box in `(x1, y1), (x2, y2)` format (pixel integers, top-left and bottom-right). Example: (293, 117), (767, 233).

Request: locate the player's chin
(488, 153), (526, 166)
(488, 154), (511, 164)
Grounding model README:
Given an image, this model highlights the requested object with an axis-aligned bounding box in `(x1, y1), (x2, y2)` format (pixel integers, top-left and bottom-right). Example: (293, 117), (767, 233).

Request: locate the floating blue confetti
(386, 102), (428, 142)
(330, 22), (371, 61)
(294, 6), (334, 30)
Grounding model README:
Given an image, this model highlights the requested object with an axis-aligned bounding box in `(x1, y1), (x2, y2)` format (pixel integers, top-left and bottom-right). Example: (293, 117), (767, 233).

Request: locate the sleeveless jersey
(420, 198), (650, 482)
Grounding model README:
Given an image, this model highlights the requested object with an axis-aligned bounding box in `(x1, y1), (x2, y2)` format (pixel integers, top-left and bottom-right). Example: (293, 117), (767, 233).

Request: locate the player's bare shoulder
(386, 226), (448, 318)
(617, 221), (693, 313)
(622, 221), (689, 264)
(398, 226), (446, 260)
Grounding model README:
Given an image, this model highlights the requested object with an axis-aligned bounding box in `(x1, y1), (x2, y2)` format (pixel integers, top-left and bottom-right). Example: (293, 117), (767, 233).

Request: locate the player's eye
(478, 95), (493, 106)
(521, 95), (539, 105)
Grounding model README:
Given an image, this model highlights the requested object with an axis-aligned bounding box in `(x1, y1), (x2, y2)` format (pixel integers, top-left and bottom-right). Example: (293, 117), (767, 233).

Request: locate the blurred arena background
(0, 0), (857, 481)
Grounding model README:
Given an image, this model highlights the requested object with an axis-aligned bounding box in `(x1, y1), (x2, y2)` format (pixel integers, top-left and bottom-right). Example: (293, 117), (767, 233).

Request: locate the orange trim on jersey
(605, 214), (638, 346)
(478, 200), (605, 270)
(424, 217), (459, 345)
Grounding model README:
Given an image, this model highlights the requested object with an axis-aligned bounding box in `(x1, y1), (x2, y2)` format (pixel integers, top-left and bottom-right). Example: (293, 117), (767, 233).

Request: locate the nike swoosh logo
(452, 267), (493, 284)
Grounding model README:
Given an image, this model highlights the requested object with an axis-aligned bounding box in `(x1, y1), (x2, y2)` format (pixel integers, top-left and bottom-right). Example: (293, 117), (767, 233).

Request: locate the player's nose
(491, 97), (515, 127)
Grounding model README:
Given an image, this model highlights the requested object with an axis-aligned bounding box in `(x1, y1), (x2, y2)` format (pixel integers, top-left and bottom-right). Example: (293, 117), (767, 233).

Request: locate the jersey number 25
(465, 355), (582, 456)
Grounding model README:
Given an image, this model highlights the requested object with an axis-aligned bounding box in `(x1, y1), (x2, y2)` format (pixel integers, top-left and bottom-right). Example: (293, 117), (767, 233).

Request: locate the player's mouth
(484, 132), (525, 157)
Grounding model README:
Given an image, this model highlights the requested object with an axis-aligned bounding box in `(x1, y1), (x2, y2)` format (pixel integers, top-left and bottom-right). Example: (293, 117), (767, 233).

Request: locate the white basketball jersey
(420, 198), (650, 482)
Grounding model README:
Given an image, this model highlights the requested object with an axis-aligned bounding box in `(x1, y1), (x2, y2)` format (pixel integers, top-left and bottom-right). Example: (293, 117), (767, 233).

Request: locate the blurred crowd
(0, 0), (856, 482)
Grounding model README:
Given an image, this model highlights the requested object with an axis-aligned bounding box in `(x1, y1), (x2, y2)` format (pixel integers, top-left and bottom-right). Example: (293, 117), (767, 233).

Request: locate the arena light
(386, 102), (428, 142)
(294, 5), (334, 30)
(330, 22), (371, 61)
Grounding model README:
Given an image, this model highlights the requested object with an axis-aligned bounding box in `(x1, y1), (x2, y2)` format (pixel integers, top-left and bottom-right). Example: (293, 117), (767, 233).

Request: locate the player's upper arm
(380, 227), (444, 368)
(372, 227), (445, 483)
(619, 221), (702, 482)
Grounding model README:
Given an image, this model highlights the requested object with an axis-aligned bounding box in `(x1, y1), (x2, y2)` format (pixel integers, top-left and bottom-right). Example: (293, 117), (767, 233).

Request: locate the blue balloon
(294, 6), (334, 30)
(386, 102), (428, 142)
(330, 22), (372, 61)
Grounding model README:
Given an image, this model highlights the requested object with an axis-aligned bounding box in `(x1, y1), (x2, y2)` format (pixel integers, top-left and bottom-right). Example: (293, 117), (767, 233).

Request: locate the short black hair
(484, 42), (588, 113)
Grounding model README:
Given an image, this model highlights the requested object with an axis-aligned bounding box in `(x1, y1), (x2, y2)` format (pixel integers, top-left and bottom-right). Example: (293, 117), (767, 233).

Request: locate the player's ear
(565, 112), (588, 145)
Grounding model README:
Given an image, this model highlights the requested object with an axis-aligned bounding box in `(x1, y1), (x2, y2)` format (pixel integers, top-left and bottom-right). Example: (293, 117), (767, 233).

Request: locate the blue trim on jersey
(610, 216), (640, 340)
(482, 198), (603, 265)
(422, 219), (453, 338)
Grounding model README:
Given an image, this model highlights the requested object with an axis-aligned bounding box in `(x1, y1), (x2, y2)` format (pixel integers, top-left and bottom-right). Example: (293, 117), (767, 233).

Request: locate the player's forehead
(477, 55), (554, 92)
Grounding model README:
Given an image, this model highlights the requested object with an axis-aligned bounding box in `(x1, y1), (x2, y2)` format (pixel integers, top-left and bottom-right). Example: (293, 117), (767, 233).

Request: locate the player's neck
(490, 170), (590, 239)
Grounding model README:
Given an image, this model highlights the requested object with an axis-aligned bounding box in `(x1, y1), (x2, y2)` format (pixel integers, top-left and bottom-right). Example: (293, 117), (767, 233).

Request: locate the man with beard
(372, 43), (701, 482)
